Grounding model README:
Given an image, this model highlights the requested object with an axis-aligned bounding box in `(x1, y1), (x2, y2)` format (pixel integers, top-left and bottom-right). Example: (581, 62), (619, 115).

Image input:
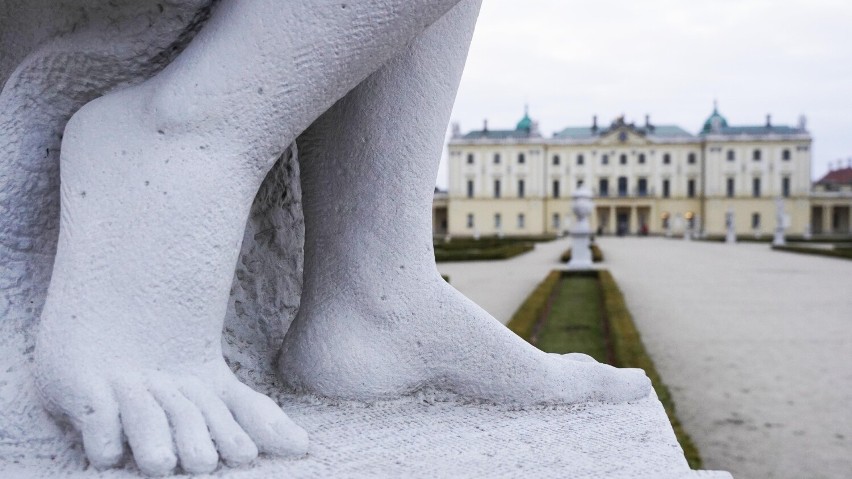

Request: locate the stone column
(567, 186), (594, 270)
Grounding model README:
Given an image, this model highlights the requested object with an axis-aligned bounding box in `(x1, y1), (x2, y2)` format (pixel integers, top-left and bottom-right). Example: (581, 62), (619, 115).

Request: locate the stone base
(1, 387), (731, 478)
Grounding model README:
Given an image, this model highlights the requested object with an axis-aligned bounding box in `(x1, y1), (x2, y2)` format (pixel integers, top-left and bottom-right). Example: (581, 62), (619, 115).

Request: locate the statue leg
(279, 0), (652, 405)
(34, 0), (466, 475)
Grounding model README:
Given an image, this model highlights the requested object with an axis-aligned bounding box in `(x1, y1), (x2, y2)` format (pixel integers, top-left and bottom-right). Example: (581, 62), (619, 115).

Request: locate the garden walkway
(438, 237), (852, 479)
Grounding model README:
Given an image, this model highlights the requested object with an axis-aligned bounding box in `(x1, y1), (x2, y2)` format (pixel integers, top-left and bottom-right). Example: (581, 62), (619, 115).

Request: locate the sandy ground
(438, 236), (852, 479)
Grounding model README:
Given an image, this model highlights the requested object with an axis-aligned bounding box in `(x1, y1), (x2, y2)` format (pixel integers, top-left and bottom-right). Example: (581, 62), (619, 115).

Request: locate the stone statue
(567, 186), (594, 269)
(725, 208), (737, 244)
(773, 197), (787, 246)
(1, 1), (650, 475)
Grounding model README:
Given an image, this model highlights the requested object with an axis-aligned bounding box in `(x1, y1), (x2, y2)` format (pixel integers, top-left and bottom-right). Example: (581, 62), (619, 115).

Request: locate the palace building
(443, 105), (826, 238)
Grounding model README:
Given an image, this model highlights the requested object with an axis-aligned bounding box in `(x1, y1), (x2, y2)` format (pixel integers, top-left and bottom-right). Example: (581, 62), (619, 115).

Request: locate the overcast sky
(437, 0), (852, 188)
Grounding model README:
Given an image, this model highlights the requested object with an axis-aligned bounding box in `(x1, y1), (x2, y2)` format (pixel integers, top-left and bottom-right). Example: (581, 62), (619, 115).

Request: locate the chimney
(798, 115), (807, 131)
(645, 114), (650, 127)
(766, 114), (772, 128)
(592, 115), (598, 132)
(483, 119), (488, 132)
(451, 122), (461, 138)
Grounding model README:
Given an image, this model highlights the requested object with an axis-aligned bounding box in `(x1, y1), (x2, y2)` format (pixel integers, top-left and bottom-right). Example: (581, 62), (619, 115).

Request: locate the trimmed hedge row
(506, 269), (702, 469)
(434, 242), (534, 262)
(771, 244), (852, 260)
(559, 244), (604, 263)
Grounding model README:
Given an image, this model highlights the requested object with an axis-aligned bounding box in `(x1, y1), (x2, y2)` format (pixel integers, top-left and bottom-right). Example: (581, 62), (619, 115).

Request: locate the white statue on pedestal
(725, 208), (737, 244)
(773, 198), (787, 246)
(1, 0), (650, 475)
(567, 186), (594, 269)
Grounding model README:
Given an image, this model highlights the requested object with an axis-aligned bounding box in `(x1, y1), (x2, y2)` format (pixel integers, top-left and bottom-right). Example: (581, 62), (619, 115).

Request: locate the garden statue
(773, 198), (787, 246)
(0, 0), (651, 476)
(567, 186), (594, 269)
(726, 209), (737, 244)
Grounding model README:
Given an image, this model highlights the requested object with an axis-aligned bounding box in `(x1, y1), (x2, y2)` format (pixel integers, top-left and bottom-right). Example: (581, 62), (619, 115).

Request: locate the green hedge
(598, 270), (702, 469)
(559, 244), (604, 263)
(771, 244), (852, 260)
(434, 242), (534, 262)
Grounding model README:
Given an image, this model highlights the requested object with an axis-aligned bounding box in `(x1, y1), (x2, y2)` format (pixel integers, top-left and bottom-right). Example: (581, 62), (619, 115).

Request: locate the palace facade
(444, 106), (823, 237)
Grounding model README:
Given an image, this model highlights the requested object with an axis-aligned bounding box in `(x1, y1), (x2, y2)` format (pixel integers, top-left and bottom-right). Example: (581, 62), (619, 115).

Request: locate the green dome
(516, 106), (532, 131)
(702, 102), (728, 133)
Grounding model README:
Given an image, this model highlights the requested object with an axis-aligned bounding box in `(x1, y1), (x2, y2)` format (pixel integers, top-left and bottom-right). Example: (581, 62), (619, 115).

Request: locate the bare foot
(278, 273), (651, 405)
(35, 86), (306, 475)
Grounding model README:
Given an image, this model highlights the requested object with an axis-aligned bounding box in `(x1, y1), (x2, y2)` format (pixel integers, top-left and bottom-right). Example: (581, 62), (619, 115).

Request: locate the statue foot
(278, 273), (651, 405)
(35, 86), (306, 474)
(35, 350), (307, 475)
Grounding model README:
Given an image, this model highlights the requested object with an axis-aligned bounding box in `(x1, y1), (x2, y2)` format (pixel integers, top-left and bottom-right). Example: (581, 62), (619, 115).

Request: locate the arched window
(726, 150), (735, 161)
(466, 153), (474, 164)
(782, 149), (791, 161)
(619, 154), (627, 165)
(687, 153), (696, 164)
(494, 153), (501, 164)
(663, 153), (671, 164)
(638, 153), (646, 164)
(577, 154), (585, 165)
(753, 149), (761, 161)
(518, 153), (526, 164)
(552, 155), (560, 166)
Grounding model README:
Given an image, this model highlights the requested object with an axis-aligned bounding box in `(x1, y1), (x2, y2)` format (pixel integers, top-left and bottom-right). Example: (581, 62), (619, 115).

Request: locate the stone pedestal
(567, 186), (594, 270)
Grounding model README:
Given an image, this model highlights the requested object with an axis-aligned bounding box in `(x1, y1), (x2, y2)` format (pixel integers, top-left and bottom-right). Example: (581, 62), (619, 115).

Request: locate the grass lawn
(534, 276), (608, 362)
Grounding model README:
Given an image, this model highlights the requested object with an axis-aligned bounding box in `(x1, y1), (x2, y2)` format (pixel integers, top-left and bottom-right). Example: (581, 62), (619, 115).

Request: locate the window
(601, 154), (609, 165)
(576, 179), (584, 188)
(494, 179), (501, 198)
(552, 155), (560, 166)
(466, 213), (474, 228)
(782, 177), (790, 197)
(617, 176), (628, 197)
(552, 180), (560, 198)
(517, 213), (525, 229)
(577, 154), (585, 165)
(518, 153), (526, 164)
(752, 177), (761, 197)
(726, 177), (735, 198)
(727, 150), (735, 161)
(466, 180), (474, 198)
(552, 213), (560, 229)
(662, 179), (670, 198)
(619, 154), (627, 165)
(753, 149), (761, 161)
(751, 213), (760, 230)
(637, 178), (648, 196)
(599, 178), (609, 197)
(494, 213), (501, 229)
(494, 153), (501, 164)
(517, 179), (525, 198)
(782, 149), (791, 161)
(687, 179), (696, 198)
(663, 153), (671, 164)
(466, 153), (474, 164)
(638, 153), (646, 164)
(688, 153), (696, 164)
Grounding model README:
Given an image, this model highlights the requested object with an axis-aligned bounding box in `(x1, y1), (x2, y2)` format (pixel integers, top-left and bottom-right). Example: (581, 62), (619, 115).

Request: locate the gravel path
(439, 236), (852, 479)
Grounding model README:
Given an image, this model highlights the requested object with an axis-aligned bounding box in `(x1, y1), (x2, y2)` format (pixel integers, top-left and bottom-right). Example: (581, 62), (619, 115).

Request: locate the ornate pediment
(597, 117), (651, 146)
